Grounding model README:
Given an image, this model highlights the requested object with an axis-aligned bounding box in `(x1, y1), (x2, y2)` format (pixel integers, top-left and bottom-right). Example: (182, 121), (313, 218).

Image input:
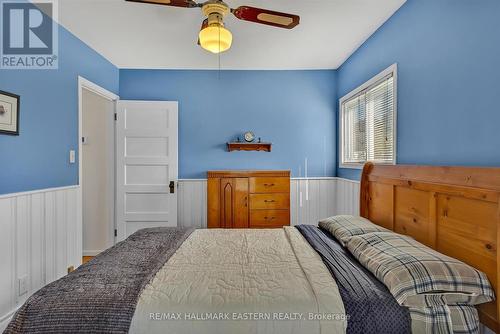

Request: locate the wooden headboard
(360, 162), (500, 332)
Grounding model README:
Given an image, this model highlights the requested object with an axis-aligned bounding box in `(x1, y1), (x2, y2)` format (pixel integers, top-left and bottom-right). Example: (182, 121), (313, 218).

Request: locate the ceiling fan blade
(125, 0), (198, 8)
(232, 6), (299, 29)
(197, 19), (209, 45)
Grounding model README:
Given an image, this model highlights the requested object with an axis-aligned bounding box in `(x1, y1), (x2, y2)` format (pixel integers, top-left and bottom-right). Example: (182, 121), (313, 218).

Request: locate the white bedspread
(130, 227), (347, 334)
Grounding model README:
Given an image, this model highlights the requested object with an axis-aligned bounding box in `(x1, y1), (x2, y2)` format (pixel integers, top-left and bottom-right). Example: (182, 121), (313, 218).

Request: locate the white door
(116, 100), (178, 241)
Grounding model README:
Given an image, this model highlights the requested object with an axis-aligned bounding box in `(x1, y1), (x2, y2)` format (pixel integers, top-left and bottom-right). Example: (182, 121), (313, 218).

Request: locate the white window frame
(339, 63), (398, 169)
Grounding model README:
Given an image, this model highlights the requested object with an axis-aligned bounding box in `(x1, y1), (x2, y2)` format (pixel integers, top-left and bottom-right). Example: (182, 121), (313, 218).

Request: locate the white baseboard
(83, 250), (103, 256)
(0, 308), (16, 332)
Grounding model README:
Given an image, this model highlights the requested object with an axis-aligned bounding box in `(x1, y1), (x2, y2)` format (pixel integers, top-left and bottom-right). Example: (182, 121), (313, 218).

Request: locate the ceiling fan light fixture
(126, 0), (300, 54)
(199, 24), (232, 54)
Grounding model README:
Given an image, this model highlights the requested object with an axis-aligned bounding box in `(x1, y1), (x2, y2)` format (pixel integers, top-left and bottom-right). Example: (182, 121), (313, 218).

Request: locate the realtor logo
(1, 0), (58, 69)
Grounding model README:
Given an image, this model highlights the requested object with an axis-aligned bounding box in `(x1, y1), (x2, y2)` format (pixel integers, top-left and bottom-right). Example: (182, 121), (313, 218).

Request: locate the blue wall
(4, 0), (498, 193)
(120, 70), (337, 179)
(0, 26), (119, 194)
(337, 0), (500, 180)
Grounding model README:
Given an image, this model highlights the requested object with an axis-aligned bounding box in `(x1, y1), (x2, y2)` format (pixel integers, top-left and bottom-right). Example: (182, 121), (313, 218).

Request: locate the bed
(5, 163), (500, 334)
(359, 163), (500, 332)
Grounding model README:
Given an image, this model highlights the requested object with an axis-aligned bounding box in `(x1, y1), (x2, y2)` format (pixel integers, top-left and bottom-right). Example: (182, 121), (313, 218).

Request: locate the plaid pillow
(346, 232), (495, 307)
(409, 304), (480, 334)
(319, 215), (388, 246)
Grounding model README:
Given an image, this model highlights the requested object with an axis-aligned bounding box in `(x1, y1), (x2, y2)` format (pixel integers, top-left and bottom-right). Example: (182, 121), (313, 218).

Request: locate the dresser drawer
(250, 210), (289, 228)
(249, 193), (289, 210)
(249, 177), (290, 193)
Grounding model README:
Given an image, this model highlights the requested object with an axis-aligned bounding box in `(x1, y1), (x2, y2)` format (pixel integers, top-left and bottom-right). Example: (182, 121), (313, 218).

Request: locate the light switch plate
(69, 150), (76, 164)
(18, 276), (28, 296)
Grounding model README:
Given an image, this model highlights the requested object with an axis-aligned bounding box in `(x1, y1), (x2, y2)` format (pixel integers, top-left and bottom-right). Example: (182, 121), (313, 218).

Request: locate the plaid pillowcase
(346, 232), (495, 308)
(409, 304), (480, 334)
(319, 215), (388, 246)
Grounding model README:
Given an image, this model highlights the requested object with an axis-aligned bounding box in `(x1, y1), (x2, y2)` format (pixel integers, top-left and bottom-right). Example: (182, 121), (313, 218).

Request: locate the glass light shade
(199, 25), (232, 54)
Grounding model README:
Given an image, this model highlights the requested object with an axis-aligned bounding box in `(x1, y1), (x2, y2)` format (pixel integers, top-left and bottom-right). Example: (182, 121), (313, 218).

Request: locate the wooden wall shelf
(227, 142), (272, 152)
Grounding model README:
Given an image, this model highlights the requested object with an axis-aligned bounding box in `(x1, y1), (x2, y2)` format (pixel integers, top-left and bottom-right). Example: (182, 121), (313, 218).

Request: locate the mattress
(130, 227), (348, 334)
(8, 225), (482, 333)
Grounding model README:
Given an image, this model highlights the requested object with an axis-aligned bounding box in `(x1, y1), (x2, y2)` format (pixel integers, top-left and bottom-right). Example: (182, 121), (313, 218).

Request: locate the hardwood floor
(82, 256), (94, 264)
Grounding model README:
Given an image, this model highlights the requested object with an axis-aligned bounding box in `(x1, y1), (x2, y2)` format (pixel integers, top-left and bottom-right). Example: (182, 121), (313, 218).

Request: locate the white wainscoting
(0, 186), (81, 332)
(177, 177), (360, 228)
(290, 178), (337, 226)
(335, 178), (360, 216)
(178, 180), (208, 229)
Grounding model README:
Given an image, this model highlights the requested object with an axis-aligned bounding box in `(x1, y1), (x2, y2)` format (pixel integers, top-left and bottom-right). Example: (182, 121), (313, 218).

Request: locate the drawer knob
(264, 199), (276, 203)
(264, 183), (275, 187)
(264, 217), (276, 220)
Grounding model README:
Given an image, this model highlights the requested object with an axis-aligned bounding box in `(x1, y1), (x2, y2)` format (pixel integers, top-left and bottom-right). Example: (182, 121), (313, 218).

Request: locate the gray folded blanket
(5, 227), (194, 334)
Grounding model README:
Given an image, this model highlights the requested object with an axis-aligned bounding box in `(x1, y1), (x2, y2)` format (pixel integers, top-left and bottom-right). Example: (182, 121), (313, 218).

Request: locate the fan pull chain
(218, 24), (221, 79)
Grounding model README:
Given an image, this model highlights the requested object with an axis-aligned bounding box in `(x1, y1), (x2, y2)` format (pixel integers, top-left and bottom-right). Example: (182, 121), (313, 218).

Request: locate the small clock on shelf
(244, 131), (255, 143)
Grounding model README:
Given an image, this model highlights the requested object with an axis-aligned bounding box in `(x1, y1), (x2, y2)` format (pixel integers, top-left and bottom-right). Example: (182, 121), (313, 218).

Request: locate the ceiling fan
(125, 0), (300, 54)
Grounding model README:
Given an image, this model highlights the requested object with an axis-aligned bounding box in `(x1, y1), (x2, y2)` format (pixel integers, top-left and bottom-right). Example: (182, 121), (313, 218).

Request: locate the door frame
(78, 76), (119, 254)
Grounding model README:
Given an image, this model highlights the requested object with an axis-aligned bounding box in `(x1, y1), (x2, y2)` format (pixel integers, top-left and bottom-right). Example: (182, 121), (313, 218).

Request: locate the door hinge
(114, 113), (117, 121)
(114, 229), (117, 237)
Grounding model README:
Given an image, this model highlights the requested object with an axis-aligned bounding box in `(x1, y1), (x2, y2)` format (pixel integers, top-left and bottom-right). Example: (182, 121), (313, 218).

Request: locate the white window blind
(341, 67), (396, 167)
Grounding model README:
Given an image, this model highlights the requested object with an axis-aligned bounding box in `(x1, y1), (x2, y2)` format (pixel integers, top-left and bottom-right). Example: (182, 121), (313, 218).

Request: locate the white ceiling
(58, 0), (406, 70)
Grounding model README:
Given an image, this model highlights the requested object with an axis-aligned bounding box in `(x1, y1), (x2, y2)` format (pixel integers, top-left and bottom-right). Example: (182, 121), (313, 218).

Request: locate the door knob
(169, 181), (175, 194)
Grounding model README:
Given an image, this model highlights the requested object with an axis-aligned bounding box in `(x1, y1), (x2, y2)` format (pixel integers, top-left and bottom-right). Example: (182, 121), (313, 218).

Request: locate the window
(340, 64), (397, 168)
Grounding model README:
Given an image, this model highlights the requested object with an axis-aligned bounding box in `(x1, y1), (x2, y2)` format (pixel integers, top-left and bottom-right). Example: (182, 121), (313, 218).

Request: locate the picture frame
(0, 90), (20, 136)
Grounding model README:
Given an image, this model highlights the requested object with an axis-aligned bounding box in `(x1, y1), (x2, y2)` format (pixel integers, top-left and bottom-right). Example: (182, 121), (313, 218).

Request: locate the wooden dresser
(207, 170), (291, 229)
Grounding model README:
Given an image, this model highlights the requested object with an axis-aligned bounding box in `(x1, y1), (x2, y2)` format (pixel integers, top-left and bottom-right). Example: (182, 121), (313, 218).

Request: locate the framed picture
(0, 90), (20, 135)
